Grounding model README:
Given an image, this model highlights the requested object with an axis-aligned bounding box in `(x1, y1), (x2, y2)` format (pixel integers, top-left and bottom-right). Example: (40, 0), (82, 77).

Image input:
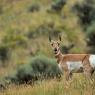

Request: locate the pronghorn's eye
(51, 43), (53, 46)
(57, 42), (60, 46)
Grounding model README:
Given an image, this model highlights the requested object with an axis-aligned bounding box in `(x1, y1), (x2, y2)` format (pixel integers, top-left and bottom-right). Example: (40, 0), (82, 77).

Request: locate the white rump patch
(89, 55), (95, 68)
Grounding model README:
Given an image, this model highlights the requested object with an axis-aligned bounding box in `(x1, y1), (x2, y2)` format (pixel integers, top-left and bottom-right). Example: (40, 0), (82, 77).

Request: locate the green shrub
(51, 0), (66, 12)
(28, 3), (40, 12)
(30, 55), (61, 79)
(73, 0), (95, 26)
(5, 55), (61, 84)
(86, 22), (95, 52)
(0, 45), (11, 66)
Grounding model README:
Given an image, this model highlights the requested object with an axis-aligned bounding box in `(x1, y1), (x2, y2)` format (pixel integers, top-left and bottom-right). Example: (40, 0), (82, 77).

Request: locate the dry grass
(0, 74), (95, 95)
(0, 0), (94, 94)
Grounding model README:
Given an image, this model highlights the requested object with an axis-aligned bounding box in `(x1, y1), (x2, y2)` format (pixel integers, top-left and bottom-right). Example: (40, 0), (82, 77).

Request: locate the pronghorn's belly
(89, 55), (95, 68)
(67, 61), (83, 73)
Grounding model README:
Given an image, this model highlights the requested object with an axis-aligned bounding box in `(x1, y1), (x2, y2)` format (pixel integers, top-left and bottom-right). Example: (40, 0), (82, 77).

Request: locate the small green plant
(28, 3), (40, 12)
(0, 45), (11, 66)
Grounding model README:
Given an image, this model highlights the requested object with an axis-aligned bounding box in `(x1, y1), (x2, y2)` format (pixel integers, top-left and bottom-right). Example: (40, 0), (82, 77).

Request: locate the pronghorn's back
(62, 54), (89, 61)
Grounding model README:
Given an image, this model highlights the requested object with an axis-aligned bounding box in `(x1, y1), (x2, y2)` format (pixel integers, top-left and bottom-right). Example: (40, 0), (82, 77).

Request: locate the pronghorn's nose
(54, 48), (57, 51)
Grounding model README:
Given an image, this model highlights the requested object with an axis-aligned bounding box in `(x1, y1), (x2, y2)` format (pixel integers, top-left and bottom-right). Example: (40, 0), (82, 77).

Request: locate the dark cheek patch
(51, 43), (53, 46)
(57, 42), (60, 46)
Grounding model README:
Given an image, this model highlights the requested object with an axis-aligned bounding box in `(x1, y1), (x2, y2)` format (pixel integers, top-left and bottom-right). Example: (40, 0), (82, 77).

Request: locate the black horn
(49, 35), (51, 42)
(59, 35), (61, 41)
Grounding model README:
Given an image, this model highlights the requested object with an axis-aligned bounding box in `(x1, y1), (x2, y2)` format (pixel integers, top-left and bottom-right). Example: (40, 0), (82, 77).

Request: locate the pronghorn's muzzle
(54, 48), (59, 54)
(54, 48), (57, 52)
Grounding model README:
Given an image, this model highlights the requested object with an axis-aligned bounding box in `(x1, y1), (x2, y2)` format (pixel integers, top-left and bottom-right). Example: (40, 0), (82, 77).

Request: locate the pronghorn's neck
(55, 50), (63, 64)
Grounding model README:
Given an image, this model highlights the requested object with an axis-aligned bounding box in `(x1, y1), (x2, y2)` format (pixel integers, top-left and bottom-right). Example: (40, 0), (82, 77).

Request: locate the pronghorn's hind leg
(83, 67), (93, 80)
(83, 67), (94, 80)
(69, 72), (73, 80)
(91, 68), (95, 76)
(84, 69), (94, 84)
(82, 55), (93, 79)
(84, 70), (92, 79)
(90, 69), (95, 83)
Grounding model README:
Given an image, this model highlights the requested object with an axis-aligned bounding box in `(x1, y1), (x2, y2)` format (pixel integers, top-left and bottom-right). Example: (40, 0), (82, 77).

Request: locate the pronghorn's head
(49, 36), (61, 54)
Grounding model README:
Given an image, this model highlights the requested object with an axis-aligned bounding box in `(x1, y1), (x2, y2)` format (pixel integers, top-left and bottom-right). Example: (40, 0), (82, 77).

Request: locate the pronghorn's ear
(49, 36), (51, 42)
(59, 35), (61, 41)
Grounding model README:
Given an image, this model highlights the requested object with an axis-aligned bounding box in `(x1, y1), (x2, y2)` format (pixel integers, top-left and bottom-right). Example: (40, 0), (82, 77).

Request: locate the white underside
(67, 61), (83, 72)
(58, 55), (95, 72)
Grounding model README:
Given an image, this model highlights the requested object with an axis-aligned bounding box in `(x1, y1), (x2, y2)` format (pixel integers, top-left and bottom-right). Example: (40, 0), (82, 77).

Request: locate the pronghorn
(49, 36), (95, 80)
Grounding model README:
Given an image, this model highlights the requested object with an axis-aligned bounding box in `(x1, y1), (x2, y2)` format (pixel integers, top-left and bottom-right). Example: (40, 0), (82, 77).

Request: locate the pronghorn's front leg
(64, 71), (69, 81)
(65, 71), (73, 81)
(62, 61), (73, 81)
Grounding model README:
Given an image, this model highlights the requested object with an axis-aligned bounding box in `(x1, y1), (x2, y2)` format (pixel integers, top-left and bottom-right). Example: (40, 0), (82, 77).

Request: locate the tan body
(49, 37), (95, 80)
(56, 52), (94, 80)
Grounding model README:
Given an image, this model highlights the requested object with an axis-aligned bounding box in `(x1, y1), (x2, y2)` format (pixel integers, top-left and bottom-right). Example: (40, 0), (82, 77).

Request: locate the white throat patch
(55, 50), (60, 56)
(58, 63), (63, 71)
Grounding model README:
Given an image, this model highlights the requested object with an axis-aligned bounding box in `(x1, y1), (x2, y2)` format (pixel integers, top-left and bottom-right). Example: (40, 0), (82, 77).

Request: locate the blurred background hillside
(0, 0), (95, 65)
(0, 0), (95, 90)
